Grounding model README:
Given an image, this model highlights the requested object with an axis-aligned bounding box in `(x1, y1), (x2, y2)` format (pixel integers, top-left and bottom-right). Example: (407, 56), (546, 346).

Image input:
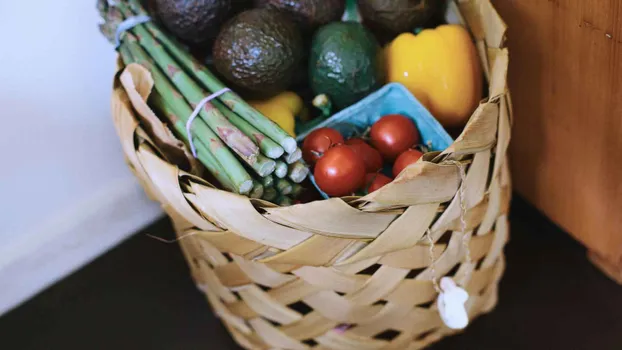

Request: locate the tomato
(393, 149), (424, 177)
(345, 137), (367, 145)
(365, 173), (393, 193)
(314, 145), (366, 197)
(346, 138), (383, 172)
(302, 127), (344, 165)
(370, 114), (421, 161)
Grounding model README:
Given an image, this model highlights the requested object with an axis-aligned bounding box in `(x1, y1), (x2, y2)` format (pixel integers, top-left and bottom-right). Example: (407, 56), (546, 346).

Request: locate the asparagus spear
(125, 0), (297, 154)
(116, 35), (254, 194)
(262, 175), (274, 188)
(275, 178), (293, 195)
(250, 182), (264, 199)
(275, 161), (288, 178)
(290, 183), (304, 198)
(212, 99), (284, 159)
(277, 196), (293, 206)
(112, 5), (261, 167)
(284, 148), (303, 164)
(288, 161), (310, 184)
(262, 187), (278, 202)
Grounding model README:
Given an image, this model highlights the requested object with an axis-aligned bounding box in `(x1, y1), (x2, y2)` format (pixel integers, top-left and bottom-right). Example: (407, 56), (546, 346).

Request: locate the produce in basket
(254, 0), (345, 32)
(301, 127), (344, 165)
(393, 148), (423, 177)
(370, 114), (421, 161)
(364, 172), (392, 193)
(345, 138), (383, 173)
(306, 112), (425, 197)
(153, 0), (235, 48)
(385, 24), (483, 126)
(212, 8), (303, 97)
(309, 21), (384, 110)
(357, 0), (442, 36)
(97, 0), (307, 199)
(313, 144), (366, 197)
(249, 91), (307, 137)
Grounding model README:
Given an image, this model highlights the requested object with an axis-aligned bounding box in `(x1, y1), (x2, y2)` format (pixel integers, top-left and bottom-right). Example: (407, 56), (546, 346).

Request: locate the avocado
(309, 21), (383, 110)
(357, 0), (443, 37)
(254, 0), (345, 32)
(154, 0), (233, 47)
(212, 8), (303, 97)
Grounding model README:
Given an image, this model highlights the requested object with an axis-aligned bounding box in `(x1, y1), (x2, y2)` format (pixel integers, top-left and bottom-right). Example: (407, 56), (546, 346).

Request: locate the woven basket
(110, 1), (511, 348)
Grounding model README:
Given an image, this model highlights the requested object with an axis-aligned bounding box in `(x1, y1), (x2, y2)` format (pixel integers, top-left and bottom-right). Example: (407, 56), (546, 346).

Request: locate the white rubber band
(186, 88), (231, 157)
(114, 15), (151, 49)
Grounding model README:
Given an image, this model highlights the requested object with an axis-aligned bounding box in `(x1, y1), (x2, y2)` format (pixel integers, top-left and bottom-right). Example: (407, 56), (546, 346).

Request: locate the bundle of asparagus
(97, 0), (309, 202)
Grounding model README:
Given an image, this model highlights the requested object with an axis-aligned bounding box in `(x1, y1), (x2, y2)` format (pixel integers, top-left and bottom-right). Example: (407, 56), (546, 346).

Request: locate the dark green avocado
(357, 0), (443, 36)
(309, 21), (383, 110)
(254, 0), (345, 32)
(154, 0), (233, 47)
(212, 8), (303, 97)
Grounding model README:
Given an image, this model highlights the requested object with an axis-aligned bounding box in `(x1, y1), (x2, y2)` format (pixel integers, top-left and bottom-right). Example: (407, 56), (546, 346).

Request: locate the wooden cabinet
(490, 0), (622, 282)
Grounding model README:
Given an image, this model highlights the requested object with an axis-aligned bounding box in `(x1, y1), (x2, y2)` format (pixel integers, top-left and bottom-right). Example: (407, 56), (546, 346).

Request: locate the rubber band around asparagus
(114, 5), (261, 165)
(117, 39), (253, 194)
(125, 0), (298, 154)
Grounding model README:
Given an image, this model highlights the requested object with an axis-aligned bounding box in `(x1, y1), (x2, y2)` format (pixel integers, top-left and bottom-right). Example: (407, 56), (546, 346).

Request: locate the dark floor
(1, 196), (621, 350)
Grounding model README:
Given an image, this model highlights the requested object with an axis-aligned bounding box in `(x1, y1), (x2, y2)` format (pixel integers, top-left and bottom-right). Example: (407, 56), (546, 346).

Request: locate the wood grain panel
(491, 0), (622, 271)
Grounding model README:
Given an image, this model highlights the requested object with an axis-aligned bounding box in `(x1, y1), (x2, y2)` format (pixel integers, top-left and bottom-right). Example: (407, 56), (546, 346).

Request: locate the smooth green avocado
(309, 21), (383, 110)
(212, 8), (303, 97)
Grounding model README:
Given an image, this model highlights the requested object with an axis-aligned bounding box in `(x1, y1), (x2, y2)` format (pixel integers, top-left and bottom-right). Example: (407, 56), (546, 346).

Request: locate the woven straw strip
(214, 262), (297, 288)
(237, 285), (303, 325)
(194, 230), (264, 256)
(258, 235), (359, 266)
(264, 199), (398, 239)
(336, 203), (439, 265)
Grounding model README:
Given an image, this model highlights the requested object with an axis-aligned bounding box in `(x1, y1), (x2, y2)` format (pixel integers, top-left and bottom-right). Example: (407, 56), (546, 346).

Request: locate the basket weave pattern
(110, 1), (511, 349)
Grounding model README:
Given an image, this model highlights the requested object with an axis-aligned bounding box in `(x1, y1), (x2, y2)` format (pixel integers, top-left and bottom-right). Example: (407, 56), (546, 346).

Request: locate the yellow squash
(385, 25), (483, 127)
(250, 91), (307, 137)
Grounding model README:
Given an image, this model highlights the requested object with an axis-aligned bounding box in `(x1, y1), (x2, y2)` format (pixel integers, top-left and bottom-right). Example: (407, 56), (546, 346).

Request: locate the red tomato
(314, 145), (366, 197)
(346, 138), (383, 172)
(370, 114), (421, 161)
(393, 149), (424, 177)
(345, 137), (367, 145)
(302, 127), (344, 165)
(365, 173), (393, 193)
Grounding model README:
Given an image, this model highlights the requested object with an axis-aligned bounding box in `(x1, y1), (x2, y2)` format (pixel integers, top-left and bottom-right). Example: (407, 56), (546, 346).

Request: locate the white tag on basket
(437, 277), (469, 330)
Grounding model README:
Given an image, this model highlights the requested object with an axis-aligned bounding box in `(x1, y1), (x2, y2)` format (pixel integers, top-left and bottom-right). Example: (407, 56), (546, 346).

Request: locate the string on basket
(427, 160), (472, 330)
(186, 88), (231, 157)
(114, 15), (152, 49)
(145, 231), (199, 243)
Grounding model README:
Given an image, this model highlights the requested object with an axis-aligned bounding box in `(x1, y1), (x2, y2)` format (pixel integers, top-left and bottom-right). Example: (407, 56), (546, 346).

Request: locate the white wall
(0, 1), (162, 314)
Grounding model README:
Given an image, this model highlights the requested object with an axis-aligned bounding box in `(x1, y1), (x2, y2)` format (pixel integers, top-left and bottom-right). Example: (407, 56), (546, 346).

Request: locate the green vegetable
(288, 161), (310, 184)
(250, 181), (265, 199)
(309, 21), (383, 110)
(126, 1), (298, 154)
(116, 37), (254, 194)
(275, 178), (293, 195)
(275, 161), (288, 178)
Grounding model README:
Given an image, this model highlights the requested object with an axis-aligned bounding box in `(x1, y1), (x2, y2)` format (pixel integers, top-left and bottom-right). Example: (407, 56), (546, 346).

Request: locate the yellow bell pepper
(385, 25), (483, 127)
(250, 91), (307, 137)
